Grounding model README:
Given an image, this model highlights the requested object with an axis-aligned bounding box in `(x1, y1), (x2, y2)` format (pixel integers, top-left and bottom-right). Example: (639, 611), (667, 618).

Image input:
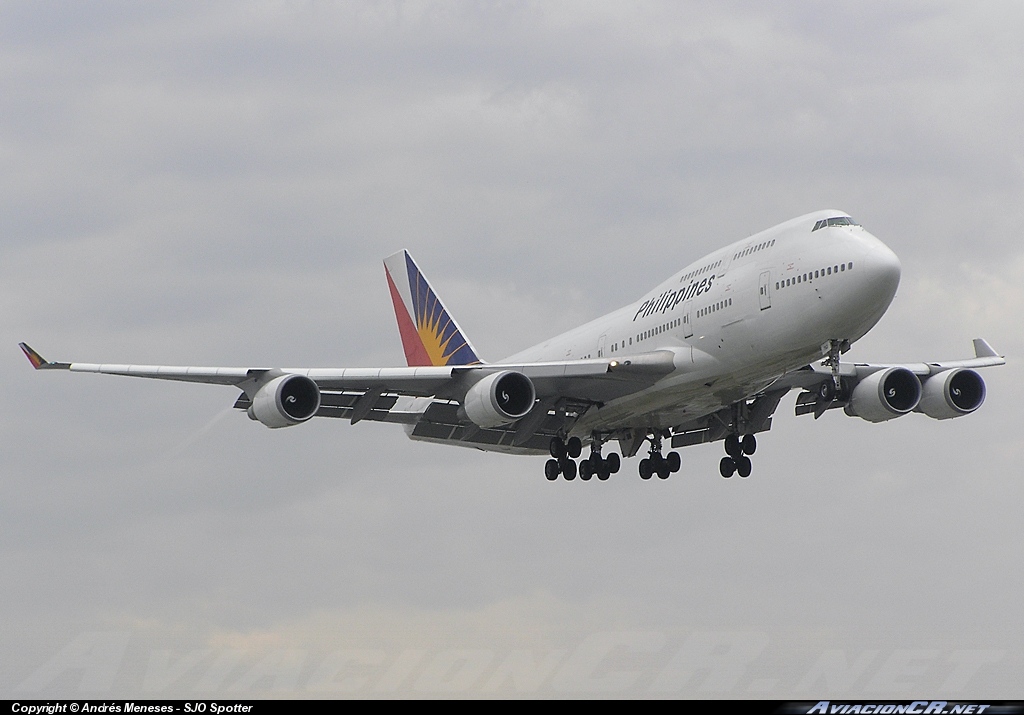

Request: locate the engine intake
(463, 370), (536, 428)
(249, 374), (321, 428)
(918, 368), (986, 420)
(844, 366), (921, 423)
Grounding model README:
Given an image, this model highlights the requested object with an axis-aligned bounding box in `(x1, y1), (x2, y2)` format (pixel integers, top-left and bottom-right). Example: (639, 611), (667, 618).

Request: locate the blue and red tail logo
(384, 251), (482, 367)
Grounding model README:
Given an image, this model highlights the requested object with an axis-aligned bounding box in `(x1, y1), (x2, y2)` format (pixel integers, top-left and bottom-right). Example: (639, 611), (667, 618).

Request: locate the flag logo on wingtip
(19, 342), (47, 369)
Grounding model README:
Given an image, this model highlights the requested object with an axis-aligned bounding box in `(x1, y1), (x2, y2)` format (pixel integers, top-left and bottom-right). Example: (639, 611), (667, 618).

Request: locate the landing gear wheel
(545, 459), (560, 480)
(597, 462), (611, 480)
(639, 458), (653, 480)
(656, 458), (671, 480)
(549, 437), (566, 459)
(720, 457), (736, 478)
(818, 380), (836, 402)
(566, 437), (583, 459)
(579, 460), (593, 481)
(741, 434), (757, 455)
(606, 453), (621, 474)
(666, 451), (681, 473)
(560, 458), (576, 480)
(736, 455), (752, 478)
(725, 434), (743, 460)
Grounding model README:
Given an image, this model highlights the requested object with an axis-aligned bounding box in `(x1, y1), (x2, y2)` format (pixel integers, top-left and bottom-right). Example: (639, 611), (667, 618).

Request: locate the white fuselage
(501, 210), (902, 434)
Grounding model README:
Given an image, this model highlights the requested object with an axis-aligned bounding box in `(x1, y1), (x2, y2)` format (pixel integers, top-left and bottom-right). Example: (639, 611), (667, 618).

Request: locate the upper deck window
(812, 216), (860, 231)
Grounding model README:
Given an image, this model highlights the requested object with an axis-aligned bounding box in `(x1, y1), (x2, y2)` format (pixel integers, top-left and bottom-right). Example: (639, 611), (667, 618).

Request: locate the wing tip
(19, 342), (46, 369)
(973, 338), (1001, 359)
(19, 343), (70, 370)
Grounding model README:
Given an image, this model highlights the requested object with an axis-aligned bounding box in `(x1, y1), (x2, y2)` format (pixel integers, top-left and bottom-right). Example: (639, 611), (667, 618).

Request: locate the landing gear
(548, 427), (759, 482)
(822, 338), (851, 394)
(546, 434), (619, 482)
(549, 436), (582, 459)
(637, 431), (681, 480)
(720, 432), (756, 478)
(580, 449), (619, 481)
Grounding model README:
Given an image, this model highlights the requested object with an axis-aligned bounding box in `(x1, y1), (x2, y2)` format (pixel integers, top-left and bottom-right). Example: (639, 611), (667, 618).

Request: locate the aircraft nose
(861, 235), (902, 303)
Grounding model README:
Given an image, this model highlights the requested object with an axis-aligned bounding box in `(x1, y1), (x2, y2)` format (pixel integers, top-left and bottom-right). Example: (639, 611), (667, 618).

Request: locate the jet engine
(918, 368), (986, 420)
(463, 370), (536, 428)
(248, 374), (321, 428)
(844, 366), (921, 423)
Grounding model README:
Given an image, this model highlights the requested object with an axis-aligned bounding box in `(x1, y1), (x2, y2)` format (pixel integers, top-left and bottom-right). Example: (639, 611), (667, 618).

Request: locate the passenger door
(758, 270), (772, 310)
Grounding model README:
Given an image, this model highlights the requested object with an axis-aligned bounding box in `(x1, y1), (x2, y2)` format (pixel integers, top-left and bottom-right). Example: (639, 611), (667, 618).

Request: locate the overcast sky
(3, 0), (1023, 699)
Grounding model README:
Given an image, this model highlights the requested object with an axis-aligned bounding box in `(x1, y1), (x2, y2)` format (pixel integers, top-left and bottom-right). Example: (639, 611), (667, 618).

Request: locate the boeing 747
(20, 210), (1005, 481)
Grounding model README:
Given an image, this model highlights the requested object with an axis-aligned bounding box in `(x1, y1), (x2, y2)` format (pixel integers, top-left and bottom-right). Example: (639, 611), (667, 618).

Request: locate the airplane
(20, 209), (1005, 482)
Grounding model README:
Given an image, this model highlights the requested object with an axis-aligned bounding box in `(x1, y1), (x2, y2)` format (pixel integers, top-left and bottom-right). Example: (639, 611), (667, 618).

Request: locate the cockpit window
(812, 216), (860, 231)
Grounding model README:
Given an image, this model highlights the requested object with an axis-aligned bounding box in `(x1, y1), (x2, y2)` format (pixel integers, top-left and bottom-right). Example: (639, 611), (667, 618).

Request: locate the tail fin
(383, 250), (483, 367)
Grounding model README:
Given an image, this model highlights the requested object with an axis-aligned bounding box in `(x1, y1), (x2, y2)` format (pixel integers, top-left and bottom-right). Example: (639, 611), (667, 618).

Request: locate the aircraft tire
(606, 453), (621, 473)
(656, 460), (671, 479)
(549, 437), (566, 459)
(639, 458), (653, 480)
(597, 463), (611, 481)
(736, 456), (752, 478)
(742, 434), (757, 455)
(666, 451), (681, 472)
(545, 459), (560, 480)
(579, 460), (593, 481)
(567, 437), (583, 458)
(560, 458), (576, 480)
(725, 434), (742, 459)
(819, 380), (836, 402)
(720, 457), (736, 478)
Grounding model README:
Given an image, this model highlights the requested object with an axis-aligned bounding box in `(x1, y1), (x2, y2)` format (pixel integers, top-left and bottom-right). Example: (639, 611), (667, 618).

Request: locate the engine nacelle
(844, 366), (921, 423)
(248, 374), (321, 428)
(463, 370), (536, 428)
(918, 368), (986, 420)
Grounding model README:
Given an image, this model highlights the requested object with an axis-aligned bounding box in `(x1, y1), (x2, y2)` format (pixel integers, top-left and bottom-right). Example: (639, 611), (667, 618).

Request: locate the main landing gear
(638, 432), (681, 480)
(719, 433), (756, 478)
(545, 435), (621, 481)
(543, 429), (758, 481)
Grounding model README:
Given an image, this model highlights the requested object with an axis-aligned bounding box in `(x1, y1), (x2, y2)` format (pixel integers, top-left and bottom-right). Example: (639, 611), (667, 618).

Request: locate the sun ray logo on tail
(384, 251), (482, 367)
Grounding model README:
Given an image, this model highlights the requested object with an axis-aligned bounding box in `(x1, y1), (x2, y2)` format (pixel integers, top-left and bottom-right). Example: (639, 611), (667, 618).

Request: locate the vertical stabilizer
(383, 250), (483, 367)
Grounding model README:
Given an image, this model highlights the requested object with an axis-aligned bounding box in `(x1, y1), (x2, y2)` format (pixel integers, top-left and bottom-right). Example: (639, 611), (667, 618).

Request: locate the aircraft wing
(18, 343), (678, 451)
(772, 338), (1005, 391)
(19, 343), (675, 396)
(767, 338), (1005, 419)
